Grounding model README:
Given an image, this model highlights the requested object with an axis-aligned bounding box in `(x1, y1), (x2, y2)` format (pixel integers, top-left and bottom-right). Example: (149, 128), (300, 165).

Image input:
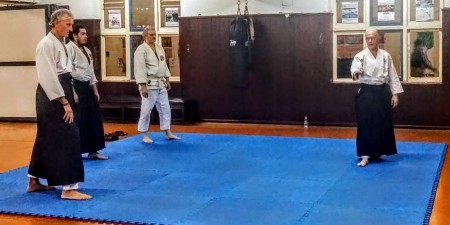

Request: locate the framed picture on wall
(164, 7), (179, 27)
(108, 9), (122, 28)
(415, 0), (434, 22)
(370, 0), (403, 26)
(409, 0), (441, 23)
(336, 0), (364, 24)
(341, 1), (359, 23)
(408, 30), (441, 83)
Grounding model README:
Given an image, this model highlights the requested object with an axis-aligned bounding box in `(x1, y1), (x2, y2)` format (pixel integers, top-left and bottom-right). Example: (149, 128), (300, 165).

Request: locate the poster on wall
(108, 9), (121, 28)
(416, 0), (434, 22)
(377, 0), (395, 21)
(410, 31), (439, 79)
(164, 7), (179, 27)
(342, 2), (358, 23)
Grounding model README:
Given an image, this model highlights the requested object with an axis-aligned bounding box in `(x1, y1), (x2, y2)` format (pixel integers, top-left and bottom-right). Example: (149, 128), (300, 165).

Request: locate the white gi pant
(27, 174), (79, 190)
(138, 88), (171, 132)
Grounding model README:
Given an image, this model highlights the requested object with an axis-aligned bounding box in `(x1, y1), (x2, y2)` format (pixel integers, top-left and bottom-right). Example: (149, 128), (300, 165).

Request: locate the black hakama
(73, 80), (105, 154)
(28, 73), (84, 186)
(355, 83), (397, 158)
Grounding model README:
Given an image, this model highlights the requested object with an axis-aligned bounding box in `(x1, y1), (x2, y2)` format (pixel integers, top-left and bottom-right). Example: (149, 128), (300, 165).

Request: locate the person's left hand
(62, 104), (74, 124)
(95, 93), (100, 101)
(166, 81), (171, 91)
(391, 94), (399, 108)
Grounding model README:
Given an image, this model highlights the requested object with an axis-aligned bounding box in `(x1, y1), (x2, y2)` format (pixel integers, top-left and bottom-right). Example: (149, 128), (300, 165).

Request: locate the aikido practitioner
(27, 9), (91, 200)
(67, 24), (108, 160)
(350, 29), (404, 167)
(134, 26), (180, 143)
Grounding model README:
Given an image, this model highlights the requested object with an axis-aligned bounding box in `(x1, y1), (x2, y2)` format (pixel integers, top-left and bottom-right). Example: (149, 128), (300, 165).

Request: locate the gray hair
(142, 25), (156, 38)
(366, 28), (379, 36)
(49, 9), (74, 27)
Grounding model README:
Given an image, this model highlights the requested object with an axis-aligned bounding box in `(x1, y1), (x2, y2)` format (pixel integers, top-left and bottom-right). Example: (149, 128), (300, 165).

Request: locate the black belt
(73, 79), (90, 84)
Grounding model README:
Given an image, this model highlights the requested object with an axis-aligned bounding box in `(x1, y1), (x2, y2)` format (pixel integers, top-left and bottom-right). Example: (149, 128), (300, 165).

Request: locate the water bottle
(303, 116), (308, 128)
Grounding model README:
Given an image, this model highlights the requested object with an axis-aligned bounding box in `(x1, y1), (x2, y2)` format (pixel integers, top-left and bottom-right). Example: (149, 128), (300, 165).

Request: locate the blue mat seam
(422, 144), (448, 225)
(294, 165), (353, 225)
(0, 210), (166, 225)
(173, 197), (219, 224)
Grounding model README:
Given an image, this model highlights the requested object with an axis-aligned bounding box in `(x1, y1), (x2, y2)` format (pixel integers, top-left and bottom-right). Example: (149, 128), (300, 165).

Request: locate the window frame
(100, 0), (181, 82)
(332, 0), (443, 84)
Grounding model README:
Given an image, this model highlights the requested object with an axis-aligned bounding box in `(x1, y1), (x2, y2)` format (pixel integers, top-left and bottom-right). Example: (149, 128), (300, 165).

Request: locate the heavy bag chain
(237, 0), (249, 16)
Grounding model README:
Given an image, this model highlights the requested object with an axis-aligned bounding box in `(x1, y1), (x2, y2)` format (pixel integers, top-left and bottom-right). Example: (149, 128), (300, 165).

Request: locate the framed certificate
(370, 0), (403, 26)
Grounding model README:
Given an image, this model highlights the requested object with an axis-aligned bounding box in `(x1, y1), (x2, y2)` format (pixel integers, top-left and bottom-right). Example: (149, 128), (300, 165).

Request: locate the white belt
(147, 78), (166, 86)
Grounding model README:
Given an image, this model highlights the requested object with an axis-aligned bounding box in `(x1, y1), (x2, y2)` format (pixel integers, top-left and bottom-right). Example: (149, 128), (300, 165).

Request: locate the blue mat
(0, 133), (446, 225)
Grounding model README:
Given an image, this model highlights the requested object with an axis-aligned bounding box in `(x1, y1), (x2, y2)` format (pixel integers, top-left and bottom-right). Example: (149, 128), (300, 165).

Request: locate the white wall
(38, 0), (100, 19)
(0, 8), (46, 118)
(33, 0), (450, 19)
(0, 67), (38, 118)
(181, 0), (331, 17)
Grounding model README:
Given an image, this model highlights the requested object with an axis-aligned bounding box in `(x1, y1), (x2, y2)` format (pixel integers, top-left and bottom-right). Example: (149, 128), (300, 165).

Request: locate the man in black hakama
(27, 9), (91, 200)
(355, 84), (398, 159)
(350, 29), (404, 167)
(67, 25), (107, 160)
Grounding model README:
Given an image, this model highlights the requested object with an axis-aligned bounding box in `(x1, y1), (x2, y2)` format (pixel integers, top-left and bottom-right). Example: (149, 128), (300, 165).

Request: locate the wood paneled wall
(178, 11), (450, 128)
(97, 82), (182, 100)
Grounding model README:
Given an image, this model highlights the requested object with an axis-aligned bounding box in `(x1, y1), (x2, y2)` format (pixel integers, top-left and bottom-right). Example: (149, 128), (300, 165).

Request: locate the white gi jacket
(35, 32), (72, 101)
(66, 41), (98, 84)
(351, 48), (404, 95)
(134, 42), (171, 90)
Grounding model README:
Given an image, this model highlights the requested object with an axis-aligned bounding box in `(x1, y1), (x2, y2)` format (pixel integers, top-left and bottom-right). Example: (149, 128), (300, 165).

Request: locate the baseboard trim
(0, 117), (37, 122)
(200, 119), (450, 130)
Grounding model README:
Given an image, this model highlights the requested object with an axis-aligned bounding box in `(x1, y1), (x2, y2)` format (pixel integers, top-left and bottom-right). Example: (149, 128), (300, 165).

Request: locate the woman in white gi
(350, 29), (404, 167)
(67, 25), (107, 160)
(134, 26), (180, 143)
(27, 9), (91, 200)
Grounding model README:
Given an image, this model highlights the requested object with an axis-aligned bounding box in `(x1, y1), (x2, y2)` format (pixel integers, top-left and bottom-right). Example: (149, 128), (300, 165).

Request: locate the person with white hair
(350, 29), (404, 167)
(27, 9), (92, 200)
(134, 26), (180, 143)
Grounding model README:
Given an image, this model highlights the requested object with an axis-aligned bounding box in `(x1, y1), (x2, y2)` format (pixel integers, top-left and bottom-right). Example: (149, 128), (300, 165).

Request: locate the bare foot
(27, 178), (56, 192)
(166, 134), (181, 140)
(61, 190), (92, 200)
(143, 136), (154, 143)
(357, 158), (369, 167)
(165, 131), (181, 140)
(142, 133), (154, 143)
(88, 152), (108, 160)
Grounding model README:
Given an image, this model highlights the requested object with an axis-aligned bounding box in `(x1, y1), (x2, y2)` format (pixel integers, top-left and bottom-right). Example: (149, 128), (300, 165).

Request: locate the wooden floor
(0, 122), (449, 225)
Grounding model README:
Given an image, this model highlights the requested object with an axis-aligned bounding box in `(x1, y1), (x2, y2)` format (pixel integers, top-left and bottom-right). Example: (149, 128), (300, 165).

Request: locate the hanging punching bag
(229, 1), (254, 89)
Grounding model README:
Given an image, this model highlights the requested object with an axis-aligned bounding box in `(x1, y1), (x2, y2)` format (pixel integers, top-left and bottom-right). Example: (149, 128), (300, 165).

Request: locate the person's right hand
(352, 71), (360, 80)
(353, 68), (363, 80)
(140, 88), (149, 98)
(62, 104), (74, 124)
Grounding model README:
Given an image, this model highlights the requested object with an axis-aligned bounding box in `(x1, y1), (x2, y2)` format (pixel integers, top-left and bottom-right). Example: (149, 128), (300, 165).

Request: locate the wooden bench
(99, 96), (185, 122)
(168, 98), (185, 122)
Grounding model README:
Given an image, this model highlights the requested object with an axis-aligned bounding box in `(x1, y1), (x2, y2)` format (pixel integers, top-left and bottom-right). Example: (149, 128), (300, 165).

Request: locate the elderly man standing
(350, 29), (404, 167)
(27, 9), (91, 200)
(134, 26), (180, 143)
